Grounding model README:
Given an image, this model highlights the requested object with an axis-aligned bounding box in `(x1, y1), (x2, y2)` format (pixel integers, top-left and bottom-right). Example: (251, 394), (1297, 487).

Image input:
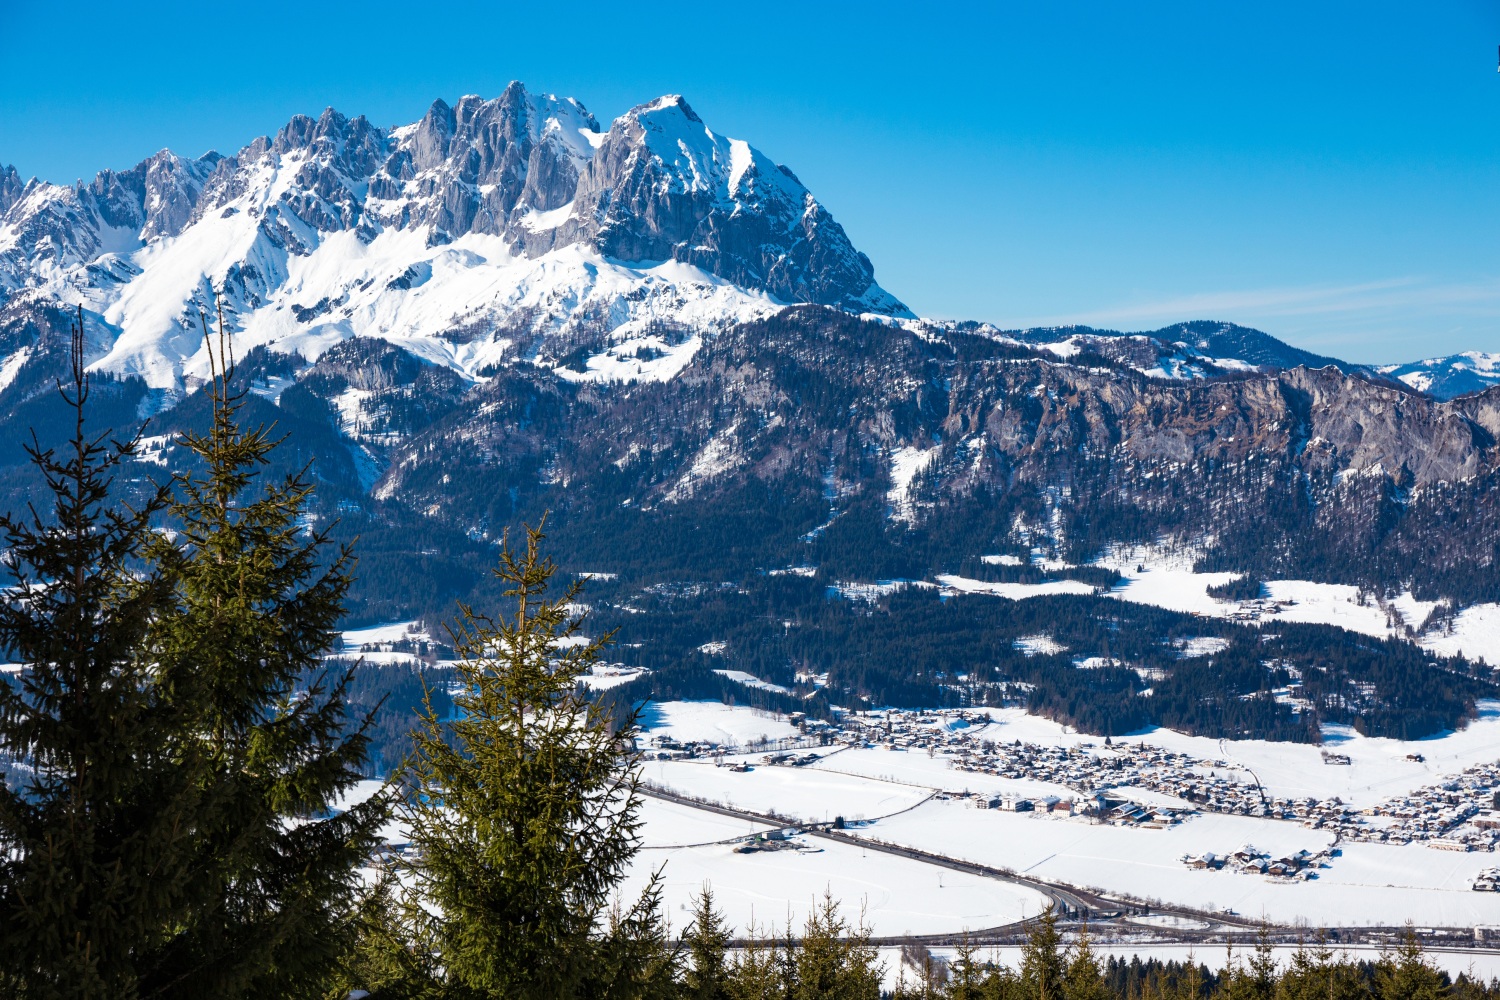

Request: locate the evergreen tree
(790, 891), (882, 1000)
(0, 312), (189, 998)
(1021, 906), (1066, 1000)
(1179, 954), (1203, 1000)
(1276, 936), (1368, 1000)
(984, 961), (1021, 1000)
(950, 936), (988, 1000)
(142, 313), (386, 998)
(375, 520), (652, 999)
(1375, 930), (1447, 1000)
(1244, 924), (1280, 1000)
(683, 884), (732, 1000)
(726, 924), (785, 1000)
(1063, 924), (1112, 1000)
(894, 944), (945, 1000)
(591, 876), (680, 1000)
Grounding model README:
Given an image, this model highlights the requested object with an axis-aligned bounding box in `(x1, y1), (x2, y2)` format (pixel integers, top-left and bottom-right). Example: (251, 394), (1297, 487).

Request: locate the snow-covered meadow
(625, 796), (1049, 939)
(1094, 542), (1500, 665)
(630, 701), (1500, 932)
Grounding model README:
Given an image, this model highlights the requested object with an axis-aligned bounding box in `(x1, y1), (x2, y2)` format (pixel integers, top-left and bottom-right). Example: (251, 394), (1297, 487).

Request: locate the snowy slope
(0, 84), (908, 397)
(1377, 351), (1500, 399)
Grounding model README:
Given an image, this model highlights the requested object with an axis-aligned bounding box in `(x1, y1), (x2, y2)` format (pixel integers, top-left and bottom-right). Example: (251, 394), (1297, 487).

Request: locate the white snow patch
(0, 345), (32, 393)
(935, 574), (1094, 599)
(887, 444), (942, 524)
(1172, 636), (1231, 658)
(832, 579), (936, 603)
(713, 669), (792, 695)
(133, 433), (174, 466)
(1013, 634), (1068, 657)
(640, 701), (800, 747)
(579, 665), (648, 691)
(1421, 603), (1500, 665)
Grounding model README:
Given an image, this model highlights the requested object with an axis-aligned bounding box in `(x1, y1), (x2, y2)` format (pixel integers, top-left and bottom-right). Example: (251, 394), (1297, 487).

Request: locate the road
(638, 784), (1500, 953)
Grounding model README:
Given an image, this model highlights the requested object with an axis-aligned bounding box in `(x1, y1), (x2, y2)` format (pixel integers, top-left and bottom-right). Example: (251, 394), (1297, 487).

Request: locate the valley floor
(625, 702), (1500, 935)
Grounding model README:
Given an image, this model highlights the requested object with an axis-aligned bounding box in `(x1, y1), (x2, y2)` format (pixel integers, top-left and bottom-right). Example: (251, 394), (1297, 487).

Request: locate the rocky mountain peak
(0, 165), (22, 217)
(0, 82), (908, 389)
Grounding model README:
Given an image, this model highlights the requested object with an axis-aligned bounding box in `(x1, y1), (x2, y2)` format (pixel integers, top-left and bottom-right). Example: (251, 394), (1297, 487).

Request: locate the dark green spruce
(355, 520), (666, 999)
(0, 311), (191, 998)
(141, 315), (387, 998)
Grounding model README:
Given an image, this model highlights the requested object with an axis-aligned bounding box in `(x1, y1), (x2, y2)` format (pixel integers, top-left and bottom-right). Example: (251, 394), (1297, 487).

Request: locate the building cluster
(643, 707), (1500, 852)
(1180, 845), (1330, 880)
(1351, 762), (1500, 852)
(830, 709), (1500, 850)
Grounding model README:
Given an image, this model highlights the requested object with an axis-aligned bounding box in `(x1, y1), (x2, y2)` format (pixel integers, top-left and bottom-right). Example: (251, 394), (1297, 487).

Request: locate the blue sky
(2, 0), (1498, 362)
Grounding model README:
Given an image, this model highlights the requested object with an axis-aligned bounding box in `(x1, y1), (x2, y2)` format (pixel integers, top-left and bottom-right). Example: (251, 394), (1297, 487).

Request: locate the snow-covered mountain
(1377, 353), (1500, 400)
(0, 83), (907, 400)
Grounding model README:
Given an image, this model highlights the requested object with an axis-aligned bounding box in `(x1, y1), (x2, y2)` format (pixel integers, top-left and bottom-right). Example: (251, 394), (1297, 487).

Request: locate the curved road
(639, 784), (1500, 955)
(638, 784), (1269, 943)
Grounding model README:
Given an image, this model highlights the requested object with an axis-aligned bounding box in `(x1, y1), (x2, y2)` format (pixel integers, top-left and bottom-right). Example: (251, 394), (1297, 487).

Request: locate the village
(641, 707), (1500, 862)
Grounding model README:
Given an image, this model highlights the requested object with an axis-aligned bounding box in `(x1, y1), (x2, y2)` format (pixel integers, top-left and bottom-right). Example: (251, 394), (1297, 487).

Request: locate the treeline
(886, 917), (1487, 1000)
(580, 572), (1493, 742)
(610, 888), (1491, 1000)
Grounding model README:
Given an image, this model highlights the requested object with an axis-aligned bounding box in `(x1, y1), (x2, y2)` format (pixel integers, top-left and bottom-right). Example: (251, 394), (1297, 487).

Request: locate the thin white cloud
(1001, 276), (1500, 332)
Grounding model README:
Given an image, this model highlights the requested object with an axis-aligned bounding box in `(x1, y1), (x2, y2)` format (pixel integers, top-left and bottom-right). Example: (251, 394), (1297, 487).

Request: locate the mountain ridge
(3, 89), (1500, 742)
(0, 82), (906, 400)
(3, 86), (1485, 404)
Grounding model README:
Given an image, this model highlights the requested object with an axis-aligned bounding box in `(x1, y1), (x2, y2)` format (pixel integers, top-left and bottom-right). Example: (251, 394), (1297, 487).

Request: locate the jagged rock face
(943, 361), (1493, 485)
(352, 308), (1500, 533)
(0, 83), (907, 392)
(90, 150), (221, 241)
(367, 84), (597, 237)
(0, 166), (24, 218)
(531, 96), (895, 313)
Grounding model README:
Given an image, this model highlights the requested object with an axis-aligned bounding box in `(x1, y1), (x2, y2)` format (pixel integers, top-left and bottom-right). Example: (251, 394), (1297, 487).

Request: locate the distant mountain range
(0, 81), (1491, 404)
(0, 83), (903, 405)
(2, 84), (1498, 742)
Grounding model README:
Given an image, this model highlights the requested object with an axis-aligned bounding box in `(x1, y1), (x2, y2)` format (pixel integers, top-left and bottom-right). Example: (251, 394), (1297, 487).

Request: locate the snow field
(622, 821), (1049, 939)
(936, 575), (1095, 599)
(1424, 604), (1500, 666)
(848, 797), (1500, 927)
(637, 796), (774, 848)
(335, 619), (431, 665)
(711, 669), (793, 695)
(641, 757), (930, 824)
(638, 701), (801, 747)
(86, 206), (783, 390)
(888, 445), (943, 524)
(1094, 541), (1500, 664)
